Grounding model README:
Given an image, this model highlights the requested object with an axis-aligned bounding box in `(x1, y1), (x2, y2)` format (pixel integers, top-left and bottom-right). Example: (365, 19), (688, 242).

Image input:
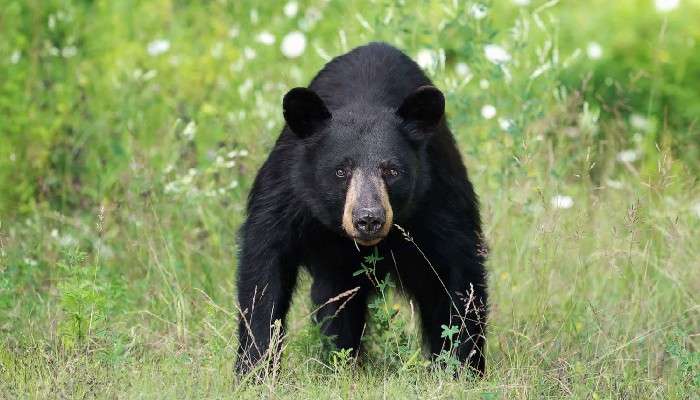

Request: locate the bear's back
(308, 42), (432, 111)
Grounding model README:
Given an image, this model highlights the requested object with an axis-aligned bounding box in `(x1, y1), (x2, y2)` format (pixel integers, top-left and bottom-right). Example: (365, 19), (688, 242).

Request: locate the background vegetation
(1, 0), (698, 398)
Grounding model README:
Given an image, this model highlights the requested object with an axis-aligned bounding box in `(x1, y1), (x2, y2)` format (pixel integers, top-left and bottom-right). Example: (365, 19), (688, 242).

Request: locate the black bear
(235, 42), (488, 377)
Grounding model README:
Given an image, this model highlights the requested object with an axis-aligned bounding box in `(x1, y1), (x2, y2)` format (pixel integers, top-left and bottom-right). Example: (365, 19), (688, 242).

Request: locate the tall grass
(1, 0), (698, 398)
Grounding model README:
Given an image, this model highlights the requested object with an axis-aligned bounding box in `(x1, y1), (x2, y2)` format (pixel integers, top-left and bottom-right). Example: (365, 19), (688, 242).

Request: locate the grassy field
(1, 0), (699, 398)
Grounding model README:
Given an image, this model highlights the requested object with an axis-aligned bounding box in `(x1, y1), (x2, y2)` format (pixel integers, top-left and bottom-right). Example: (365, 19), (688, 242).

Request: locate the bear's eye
(335, 168), (346, 178)
(383, 168), (399, 177)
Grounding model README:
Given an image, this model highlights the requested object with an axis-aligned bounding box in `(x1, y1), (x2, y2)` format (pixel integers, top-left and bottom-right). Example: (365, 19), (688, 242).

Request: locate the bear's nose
(353, 207), (385, 235)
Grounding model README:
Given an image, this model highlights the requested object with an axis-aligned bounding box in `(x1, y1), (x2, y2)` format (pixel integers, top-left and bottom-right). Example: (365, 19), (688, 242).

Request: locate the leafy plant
(435, 324), (462, 377)
(57, 249), (123, 350)
(666, 329), (700, 389)
(354, 247), (422, 372)
(330, 347), (355, 373)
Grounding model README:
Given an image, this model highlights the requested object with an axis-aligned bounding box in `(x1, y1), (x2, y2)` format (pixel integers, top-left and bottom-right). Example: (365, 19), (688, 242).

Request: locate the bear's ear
(396, 86), (445, 138)
(283, 87), (331, 138)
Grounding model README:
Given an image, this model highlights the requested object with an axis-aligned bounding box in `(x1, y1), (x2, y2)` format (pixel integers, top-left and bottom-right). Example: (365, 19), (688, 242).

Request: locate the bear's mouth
(352, 234), (386, 247)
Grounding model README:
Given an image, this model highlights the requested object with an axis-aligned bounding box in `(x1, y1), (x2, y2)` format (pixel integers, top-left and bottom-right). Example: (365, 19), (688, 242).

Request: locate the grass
(1, 0), (699, 398)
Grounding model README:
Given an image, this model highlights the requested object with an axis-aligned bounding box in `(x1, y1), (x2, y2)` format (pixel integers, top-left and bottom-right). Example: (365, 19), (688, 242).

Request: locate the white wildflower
(481, 104), (497, 120)
(469, 4), (488, 20)
(484, 44), (511, 64)
(456, 62), (471, 77)
(182, 121), (197, 141)
(692, 201), (700, 218)
(512, 0), (531, 5)
(655, 0), (680, 12)
(617, 149), (639, 163)
(132, 68), (144, 80)
(256, 31), (276, 45)
(164, 181), (178, 194)
(498, 118), (514, 131)
(630, 113), (652, 132)
(61, 46), (77, 58)
(147, 39), (170, 56)
(416, 49), (437, 70)
(216, 156), (236, 168)
(284, 1), (299, 18)
(551, 195), (574, 209)
(142, 69), (157, 81)
(51, 229), (59, 239)
(228, 26), (240, 39)
(281, 31), (306, 58)
(479, 79), (490, 89)
(238, 78), (254, 97)
(250, 9), (259, 24)
(23, 258), (38, 267)
(10, 50), (21, 64)
(586, 42), (603, 60)
(211, 42), (224, 59)
(243, 47), (257, 60)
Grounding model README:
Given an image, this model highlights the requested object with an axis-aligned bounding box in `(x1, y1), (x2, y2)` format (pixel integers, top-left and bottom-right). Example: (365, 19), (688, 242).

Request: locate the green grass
(1, 0), (699, 398)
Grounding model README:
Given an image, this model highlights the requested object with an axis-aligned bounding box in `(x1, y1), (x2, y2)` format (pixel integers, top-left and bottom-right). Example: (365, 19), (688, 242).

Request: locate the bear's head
(284, 86), (444, 246)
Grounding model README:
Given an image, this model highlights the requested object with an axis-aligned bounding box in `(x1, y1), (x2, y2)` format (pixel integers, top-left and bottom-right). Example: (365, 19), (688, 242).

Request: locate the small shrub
(57, 249), (124, 350)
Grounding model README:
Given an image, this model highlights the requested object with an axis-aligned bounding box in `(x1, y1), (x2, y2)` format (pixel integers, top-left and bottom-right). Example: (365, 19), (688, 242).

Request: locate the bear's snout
(341, 168), (394, 246)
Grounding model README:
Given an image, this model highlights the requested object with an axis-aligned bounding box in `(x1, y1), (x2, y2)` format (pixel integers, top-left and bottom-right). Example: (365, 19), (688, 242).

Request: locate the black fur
(235, 42), (488, 377)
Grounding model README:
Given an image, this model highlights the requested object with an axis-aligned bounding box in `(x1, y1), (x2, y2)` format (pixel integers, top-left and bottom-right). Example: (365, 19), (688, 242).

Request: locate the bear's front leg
(418, 265), (487, 376)
(309, 271), (370, 356)
(235, 215), (300, 377)
(409, 227), (488, 377)
(446, 266), (487, 376)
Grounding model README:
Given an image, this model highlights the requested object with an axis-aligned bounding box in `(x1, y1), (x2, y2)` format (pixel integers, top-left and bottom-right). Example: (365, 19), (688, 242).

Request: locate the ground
(1, 0), (698, 399)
